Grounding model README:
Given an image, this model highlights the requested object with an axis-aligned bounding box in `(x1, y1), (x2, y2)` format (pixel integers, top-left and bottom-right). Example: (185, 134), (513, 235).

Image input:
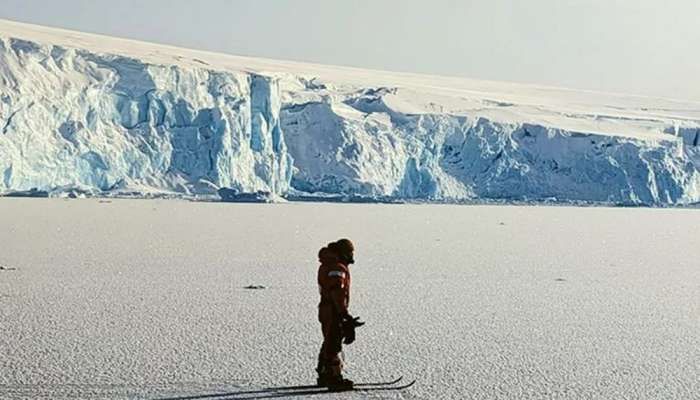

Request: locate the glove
(341, 314), (365, 345)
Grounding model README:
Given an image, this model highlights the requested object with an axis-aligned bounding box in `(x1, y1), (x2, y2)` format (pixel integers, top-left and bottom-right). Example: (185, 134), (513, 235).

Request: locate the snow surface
(2, 19), (700, 204)
(1, 198), (699, 399)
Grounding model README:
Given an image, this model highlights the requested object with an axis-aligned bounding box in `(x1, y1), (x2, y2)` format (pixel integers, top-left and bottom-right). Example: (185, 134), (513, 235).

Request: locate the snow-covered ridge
(2, 19), (700, 205)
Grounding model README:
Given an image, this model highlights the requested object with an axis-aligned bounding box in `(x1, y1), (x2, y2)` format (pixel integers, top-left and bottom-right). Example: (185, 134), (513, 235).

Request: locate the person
(315, 238), (363, 389)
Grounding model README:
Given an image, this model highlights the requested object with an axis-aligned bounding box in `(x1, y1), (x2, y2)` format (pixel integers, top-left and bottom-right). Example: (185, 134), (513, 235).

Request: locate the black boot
(316, 366), (353, 390)
(326, 374), (354, 391)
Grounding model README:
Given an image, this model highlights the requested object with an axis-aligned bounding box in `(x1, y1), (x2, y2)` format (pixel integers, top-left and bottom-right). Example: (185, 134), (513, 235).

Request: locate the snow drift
(2, 19), (700, 205)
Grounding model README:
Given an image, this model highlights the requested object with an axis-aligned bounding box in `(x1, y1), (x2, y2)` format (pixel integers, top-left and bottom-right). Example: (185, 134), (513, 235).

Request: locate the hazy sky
(1, 0), (699, 101)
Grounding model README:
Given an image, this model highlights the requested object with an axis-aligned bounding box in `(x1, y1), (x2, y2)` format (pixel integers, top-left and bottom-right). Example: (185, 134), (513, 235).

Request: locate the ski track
(1, 199), (699, 399)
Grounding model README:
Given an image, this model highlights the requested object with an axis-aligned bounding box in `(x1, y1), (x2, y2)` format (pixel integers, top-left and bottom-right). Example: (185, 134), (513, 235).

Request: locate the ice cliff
(2, 19), (700, 205)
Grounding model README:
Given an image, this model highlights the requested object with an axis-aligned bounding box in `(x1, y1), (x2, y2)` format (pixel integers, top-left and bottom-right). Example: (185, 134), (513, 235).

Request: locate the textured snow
(2, 19), (700, 204)
(1, 199), (699, 399)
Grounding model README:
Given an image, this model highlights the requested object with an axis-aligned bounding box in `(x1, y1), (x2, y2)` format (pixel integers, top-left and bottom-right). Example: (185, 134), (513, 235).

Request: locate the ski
(256, 380), (415, 397)
(262, 376), (403, 392)
(356, 376), (407, 388)
(155, 378), (411, 400)
(354, 379), (416, 392)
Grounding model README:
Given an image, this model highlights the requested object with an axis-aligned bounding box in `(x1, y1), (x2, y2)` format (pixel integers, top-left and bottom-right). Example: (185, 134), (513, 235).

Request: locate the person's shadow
(154, 377), (409, 399)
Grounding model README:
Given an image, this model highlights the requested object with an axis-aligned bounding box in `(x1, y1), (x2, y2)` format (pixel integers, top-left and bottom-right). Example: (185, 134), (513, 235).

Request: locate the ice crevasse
(2, 19), (700, 205)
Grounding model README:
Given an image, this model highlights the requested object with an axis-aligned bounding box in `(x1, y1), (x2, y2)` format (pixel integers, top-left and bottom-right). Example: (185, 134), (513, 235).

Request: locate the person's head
(329, 238), (355, 265)
(318, 246), (338, 264)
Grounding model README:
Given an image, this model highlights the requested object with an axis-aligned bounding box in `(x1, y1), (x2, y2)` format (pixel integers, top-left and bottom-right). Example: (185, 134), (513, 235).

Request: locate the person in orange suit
(316, 239), (363, 389)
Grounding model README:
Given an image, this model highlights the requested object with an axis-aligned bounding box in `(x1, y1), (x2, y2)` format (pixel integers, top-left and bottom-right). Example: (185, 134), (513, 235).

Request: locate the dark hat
(329, 238), (355, 265)
(334, 238), (354, 254)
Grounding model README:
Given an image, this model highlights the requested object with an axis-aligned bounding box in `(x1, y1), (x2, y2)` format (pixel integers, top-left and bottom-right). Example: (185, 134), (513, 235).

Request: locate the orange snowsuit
(317, 247), (351, 374)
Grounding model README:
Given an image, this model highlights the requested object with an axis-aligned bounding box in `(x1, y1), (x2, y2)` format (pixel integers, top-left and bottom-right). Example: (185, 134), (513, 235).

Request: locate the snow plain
(1, 199), (699, 399)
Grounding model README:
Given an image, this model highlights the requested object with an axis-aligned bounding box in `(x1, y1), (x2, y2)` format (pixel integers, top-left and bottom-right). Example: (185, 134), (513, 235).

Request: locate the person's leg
(317, 318), (336, 384)
(318, 316), (351, 387)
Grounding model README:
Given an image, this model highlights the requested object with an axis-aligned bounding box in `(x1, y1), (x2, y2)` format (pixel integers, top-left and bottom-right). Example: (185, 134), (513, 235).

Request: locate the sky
(1, 0), (699, 101)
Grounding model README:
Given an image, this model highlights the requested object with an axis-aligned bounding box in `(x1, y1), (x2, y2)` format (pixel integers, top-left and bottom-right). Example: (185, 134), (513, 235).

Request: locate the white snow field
(2, 19), (700, 205)
(1, 198), (699, 399)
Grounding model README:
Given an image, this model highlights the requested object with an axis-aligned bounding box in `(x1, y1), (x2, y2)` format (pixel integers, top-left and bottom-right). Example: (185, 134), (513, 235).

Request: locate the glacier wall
(280, 89), (700, 205)
(0, 37), (291, 196)
(2, 35), (700, 205)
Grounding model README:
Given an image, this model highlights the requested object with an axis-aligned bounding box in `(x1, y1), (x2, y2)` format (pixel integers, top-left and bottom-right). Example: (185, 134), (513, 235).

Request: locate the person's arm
(326, 270), (349, 317)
